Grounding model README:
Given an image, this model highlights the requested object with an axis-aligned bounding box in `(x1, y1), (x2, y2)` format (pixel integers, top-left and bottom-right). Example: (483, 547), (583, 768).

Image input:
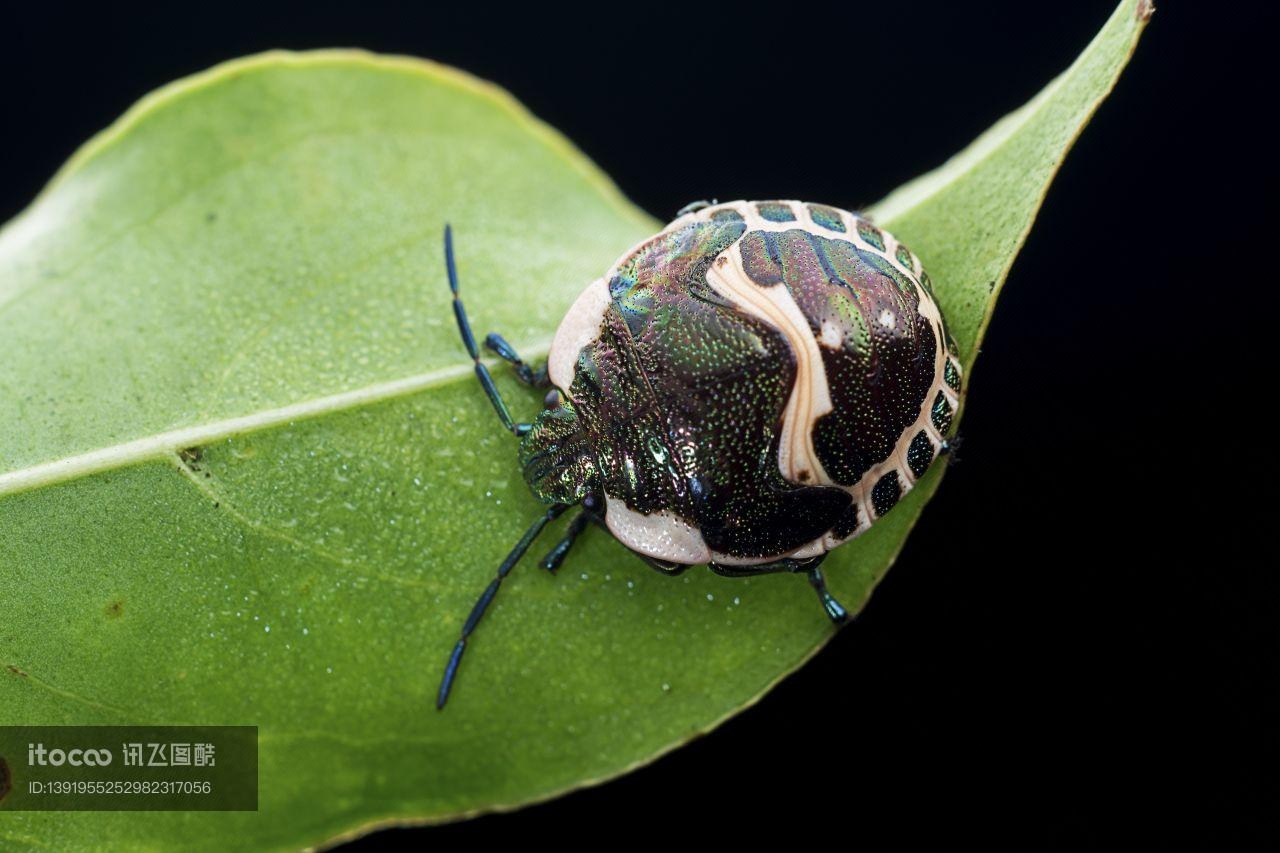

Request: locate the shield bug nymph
(438, 199), (963, 707)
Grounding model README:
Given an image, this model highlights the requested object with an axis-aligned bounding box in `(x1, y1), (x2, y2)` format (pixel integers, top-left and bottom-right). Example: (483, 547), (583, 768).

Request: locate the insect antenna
(437, 503), (569, 709)
(445, 224), (531, 437)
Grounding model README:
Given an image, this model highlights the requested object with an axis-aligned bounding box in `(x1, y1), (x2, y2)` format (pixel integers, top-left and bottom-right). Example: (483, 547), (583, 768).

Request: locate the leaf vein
(0, 345), (546, 499)
(1, 660), (133, 720)
(169, 452), (437, 590)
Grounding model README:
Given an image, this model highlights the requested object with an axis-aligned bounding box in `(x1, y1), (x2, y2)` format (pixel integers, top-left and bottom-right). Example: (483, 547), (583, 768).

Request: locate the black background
(3, 1), (1264, 844)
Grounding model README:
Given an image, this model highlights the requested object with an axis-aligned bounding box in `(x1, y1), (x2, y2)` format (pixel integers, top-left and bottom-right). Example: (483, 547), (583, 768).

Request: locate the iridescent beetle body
(439, 200), (963, 707)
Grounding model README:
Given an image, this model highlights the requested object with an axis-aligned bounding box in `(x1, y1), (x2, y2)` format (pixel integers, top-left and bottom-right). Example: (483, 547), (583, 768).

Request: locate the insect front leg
(437, 503), (569, 709)
(484, 333), (550, 388)
(538, 507), (595, 572)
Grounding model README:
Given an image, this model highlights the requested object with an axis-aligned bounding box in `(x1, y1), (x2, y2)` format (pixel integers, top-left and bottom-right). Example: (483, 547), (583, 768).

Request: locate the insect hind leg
(709, 555), (848, 624)
(805, 563), (848, 624)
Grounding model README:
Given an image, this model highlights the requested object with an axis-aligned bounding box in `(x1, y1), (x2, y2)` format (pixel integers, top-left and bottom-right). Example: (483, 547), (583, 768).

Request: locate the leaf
(0, 3), (1149, 849)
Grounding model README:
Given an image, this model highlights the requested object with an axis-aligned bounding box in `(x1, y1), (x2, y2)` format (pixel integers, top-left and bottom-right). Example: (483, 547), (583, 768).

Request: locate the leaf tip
(1137, 0), (1155, 22)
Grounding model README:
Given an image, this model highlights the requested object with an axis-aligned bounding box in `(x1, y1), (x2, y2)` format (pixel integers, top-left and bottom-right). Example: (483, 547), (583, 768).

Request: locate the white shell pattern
(548, 200), (962, 565)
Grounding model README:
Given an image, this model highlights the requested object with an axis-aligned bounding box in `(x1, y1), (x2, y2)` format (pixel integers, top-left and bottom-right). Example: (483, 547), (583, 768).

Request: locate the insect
(438, 199), (963, 708)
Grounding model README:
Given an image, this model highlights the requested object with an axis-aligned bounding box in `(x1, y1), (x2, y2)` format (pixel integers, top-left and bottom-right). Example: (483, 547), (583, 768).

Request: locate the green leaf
(0, 3), (1148, 848)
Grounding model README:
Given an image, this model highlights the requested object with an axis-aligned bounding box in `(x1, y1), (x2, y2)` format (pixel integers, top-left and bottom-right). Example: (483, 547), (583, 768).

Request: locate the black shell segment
(857, 221), (886, 251)
(906, 430), (937, 480)
(944, 358), (962, 392)
(870, 471), (902, 518)
(930, 390), (955, 434)
(806, 204), (847, 233)
(832, 502), (861, 540)
(756, 202), (797, 223)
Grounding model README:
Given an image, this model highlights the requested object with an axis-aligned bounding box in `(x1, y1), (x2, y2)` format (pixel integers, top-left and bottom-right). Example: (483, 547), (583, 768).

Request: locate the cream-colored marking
(819, 320), (843, 350)
(706, 240), (833, 486)
(604, 495), (711, 564)
(877, 309), (897, 331)
(917, 298), (943, 327)
(547, 277), (611, 390)
(789, 539), (826, 560)
(796, 203), (819, 232)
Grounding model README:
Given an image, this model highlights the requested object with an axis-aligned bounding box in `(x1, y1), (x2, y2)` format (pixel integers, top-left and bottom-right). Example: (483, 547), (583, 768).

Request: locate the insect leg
(445, 224), (532, 437)
(437, 503), (569, 709)
(539, 508), (594, 572)
(484, 333), (550, 388)
(804, 559), (849, 625)
(709, 556), (849, 624)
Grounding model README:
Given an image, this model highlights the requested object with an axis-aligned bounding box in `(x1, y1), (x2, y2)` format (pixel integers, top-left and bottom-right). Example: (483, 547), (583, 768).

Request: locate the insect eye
(543, 389), (561, 410)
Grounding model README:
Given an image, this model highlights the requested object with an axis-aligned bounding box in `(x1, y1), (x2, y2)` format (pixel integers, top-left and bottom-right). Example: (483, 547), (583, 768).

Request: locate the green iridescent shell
(527, 200), (963, 566)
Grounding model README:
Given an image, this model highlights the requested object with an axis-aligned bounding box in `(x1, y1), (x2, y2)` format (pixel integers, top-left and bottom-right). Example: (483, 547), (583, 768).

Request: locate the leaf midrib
(0, 345), (544, 498)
